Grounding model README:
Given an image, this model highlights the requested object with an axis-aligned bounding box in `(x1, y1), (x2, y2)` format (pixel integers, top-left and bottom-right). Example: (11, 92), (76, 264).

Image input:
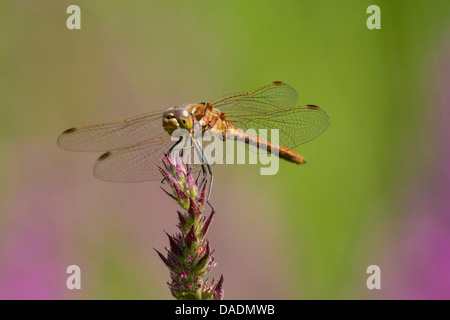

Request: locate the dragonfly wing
(93, 133), (175, 182)
(209, 82), (298, 115)
(226, 105), (330, 149)
(57, 111), (164, 152)
(209, 82), (330, 149)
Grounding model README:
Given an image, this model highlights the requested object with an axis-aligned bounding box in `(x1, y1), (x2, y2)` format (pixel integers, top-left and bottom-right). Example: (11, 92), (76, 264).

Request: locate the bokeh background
(0, 0), (449, 299)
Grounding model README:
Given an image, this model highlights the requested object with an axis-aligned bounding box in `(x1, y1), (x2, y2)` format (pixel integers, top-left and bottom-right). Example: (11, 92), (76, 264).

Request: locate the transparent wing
(93, 134), (175, 182)
(209, 82), (298, 114)
(57, 111), (165, 152)
(227, 106), (330, 149)
(209, 82), (330, 149)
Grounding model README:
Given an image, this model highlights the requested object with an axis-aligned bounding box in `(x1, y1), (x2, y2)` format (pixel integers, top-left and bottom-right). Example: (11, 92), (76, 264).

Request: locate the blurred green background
(1, 0), (450, 299)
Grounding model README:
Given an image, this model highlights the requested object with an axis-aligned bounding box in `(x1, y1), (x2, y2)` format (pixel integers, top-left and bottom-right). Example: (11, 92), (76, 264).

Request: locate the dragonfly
(57, 81), (330, 208)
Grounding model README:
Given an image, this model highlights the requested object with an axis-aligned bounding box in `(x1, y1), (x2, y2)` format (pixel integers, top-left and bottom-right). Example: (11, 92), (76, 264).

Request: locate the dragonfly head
(162, 107), (193, 135)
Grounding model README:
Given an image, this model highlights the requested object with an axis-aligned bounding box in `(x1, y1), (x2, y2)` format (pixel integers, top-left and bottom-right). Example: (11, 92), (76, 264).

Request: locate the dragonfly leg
(180, 139), (195, 163)
(196, 162), (214, 212)
(164, 137), (183, 157)
(205, 161), (214, 213)
(197, 161), (214, 212)
(193, 140), (215, 212)
(187, 163), (203, 176)
(198, 162), (207, 190)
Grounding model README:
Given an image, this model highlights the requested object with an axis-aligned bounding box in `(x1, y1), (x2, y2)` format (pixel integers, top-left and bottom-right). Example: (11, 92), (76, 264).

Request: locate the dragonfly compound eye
(177, 114), (193, 131)
(162, 107), (193, 135)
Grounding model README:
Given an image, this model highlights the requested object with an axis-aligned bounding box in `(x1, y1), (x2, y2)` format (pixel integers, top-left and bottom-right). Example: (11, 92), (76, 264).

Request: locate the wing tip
(57, 128), (78, 150)
(62, 127), (78, 134)
(306, 104), (331, 125)
(98, 151), (112, 161)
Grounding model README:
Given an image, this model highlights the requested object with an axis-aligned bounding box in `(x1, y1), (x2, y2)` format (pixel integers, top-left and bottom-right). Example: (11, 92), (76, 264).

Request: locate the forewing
(57, 111), (164, 152)
(209, 82), (298, 115)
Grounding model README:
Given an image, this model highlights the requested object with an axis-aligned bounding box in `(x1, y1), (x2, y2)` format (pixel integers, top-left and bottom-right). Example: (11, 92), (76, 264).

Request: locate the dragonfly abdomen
(228, 130), (306, 164)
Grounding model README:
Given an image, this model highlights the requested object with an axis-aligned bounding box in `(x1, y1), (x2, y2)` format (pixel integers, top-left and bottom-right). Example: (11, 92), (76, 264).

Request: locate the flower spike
(156, 154), (223, 300)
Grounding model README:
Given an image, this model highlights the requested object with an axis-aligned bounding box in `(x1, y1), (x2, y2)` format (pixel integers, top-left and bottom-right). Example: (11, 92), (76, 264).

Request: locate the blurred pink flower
(0, 153), (67, 299)
(385, 50), (450, 299)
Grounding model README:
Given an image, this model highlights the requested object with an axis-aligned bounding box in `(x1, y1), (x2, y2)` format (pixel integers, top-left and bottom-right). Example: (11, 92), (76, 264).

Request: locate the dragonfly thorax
(162, 106), (193, 135)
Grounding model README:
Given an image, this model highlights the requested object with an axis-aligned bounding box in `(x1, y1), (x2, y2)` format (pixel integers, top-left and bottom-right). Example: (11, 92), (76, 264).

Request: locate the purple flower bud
(188, 197), (201, 219)
(154, 248), (173, 269)
(197, 181), (207, 208)
(185, 225), (197, 248)
(196, 242), (210, 269)
(165, 174), (185, 195)
(177, 211), (187, 228)
(185, 171), (197, 196)
(159, 186), (178, 202)
(213, 275), (224, 300)
(167, 251), (179, 268)
(175, 158), (187, 179)
(166, 233), (183, 257)
(201, 210), (215, 237)
(156, 165), (170, 181)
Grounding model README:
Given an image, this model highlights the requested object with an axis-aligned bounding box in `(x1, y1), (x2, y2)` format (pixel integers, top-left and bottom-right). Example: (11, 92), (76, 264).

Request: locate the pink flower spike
(155, 154), (222, 300)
